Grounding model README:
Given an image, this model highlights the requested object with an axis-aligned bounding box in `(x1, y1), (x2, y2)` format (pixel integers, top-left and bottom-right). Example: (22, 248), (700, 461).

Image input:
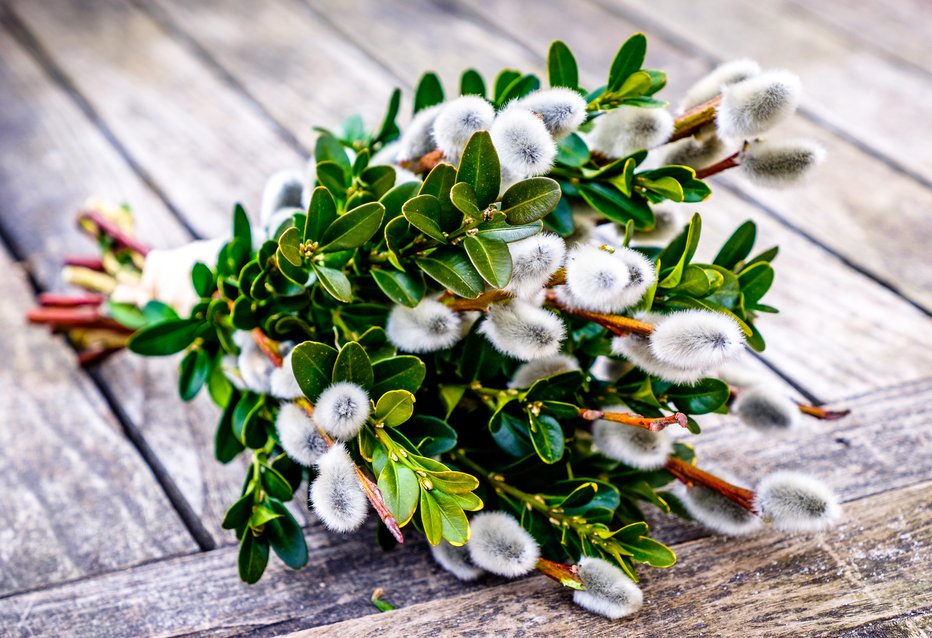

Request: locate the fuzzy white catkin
(514, 88), (588, 140)
(573, 556), (644, 619)
(233, 330), (275, 395)
(313, 382), (370, 440)
(508, 354), (580, 388)
(386, 298), (463, 353)
(679, 58), (762, 111)
(592, 406), (673, 469)
(754, 471), (841, 532)
(681, 466), (762, 536)
(260, 169), (304, 231)
(431, 96), (495, 162)
(466, 511), (540, 577)
(732, 385), (801, 432)
(589, 355), (628, 383)
(659, 134), (727, 170)
(587, 106), (674, 159)
(739, 139), (825, 188)
(269, 346), (304, 400)
(430, 541), (485, 581)
(716, 70), (802, 139)
(611, 333), (708, 385)
(478, 300), (566, 361)
(221, 353), (247, 390)
(275, 402), (329, 466)
(490, 108), (557, 178)
(649, 309), (746, 370)
(504, 233), (566, 299)
(309, 444), (368, 532)
(396, 104), (443, 162)
(563, 245), (654, 313)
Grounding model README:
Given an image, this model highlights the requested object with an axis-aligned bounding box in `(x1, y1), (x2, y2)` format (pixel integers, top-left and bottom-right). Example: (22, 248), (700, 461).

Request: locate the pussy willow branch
(77, 210), (151, 257)
(669, 95), (722, 143)
(694, 151), (740, 180)
(544, 290), (654, 336)
(664, 456), (756, 512)
(579, 408), (687, 432)
(728, 387), (850, 421)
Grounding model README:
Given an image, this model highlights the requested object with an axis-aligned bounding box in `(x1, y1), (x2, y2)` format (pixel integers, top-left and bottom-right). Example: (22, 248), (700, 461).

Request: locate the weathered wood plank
(0, 24), (262, 547)
(8, 0), (305, 239)
(598, 0), (932, 186)
(782, 0), (932, 77)
(144, 0), (399, 150)
(288, 481), (932, 638)
(0, 380), (926, 635)
(0, 246), (197, 596)
(455, 0), (932, 310)
(306, 0), (932, 399)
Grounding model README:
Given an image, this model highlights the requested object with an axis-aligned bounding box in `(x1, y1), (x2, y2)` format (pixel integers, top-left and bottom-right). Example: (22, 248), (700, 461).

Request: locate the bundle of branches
(30, 35), (847, 619)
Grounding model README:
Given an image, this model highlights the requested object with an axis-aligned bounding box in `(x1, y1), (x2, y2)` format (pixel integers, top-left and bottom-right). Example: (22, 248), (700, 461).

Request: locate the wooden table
(0, 0), (929, 635)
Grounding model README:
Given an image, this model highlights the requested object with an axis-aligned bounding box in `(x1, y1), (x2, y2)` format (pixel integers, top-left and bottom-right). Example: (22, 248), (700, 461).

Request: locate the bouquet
(29, 35), (848, 619)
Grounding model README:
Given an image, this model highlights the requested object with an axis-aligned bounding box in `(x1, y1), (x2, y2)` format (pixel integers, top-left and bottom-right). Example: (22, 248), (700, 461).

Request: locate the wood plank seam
(0, 6), (203, 241)
(586, 0), (932, 193)
(450, 0), (932, 317)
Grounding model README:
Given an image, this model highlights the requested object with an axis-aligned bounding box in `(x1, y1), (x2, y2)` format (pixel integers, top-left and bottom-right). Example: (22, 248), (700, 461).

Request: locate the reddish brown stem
(670, 95), (722, 142)
(446, 289), (512, 312)
(63, 255), (106, 271)
(665, 456), (756, 512)
(78, 210), (150, 256)
(798, 404), (851, 421)
(78, 346), (122, 366)
(694, 152), (740, 180)
(252, 329), (283, 367)
(398, 149), (445, 175)
(536, 558), (584, 590)
(544, 291), (654, 336)
(27, 306), (132, 332)
(580, 408), (687, 432)
(296, 399), (405, 544)
(38, 292), (105, 308)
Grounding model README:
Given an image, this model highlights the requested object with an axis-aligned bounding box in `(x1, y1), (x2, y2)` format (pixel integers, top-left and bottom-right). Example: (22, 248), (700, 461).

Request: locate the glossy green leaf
(315, 135), (351, 173)
(463, 235), (512, 288)
(291, 341), (338, 401)
(497, 74), (540, 105)
(311, 263), (352, 302)
(221, 491), (253, 530)
(431, 490), (470, 546)
(232, 203), (252, 251)
(319, 202), (384, 251)
(238, 532), (270, 584)
(374, 389), (415, 427)
(178, 348), (210, 401)
(214, 397), (244, 463)
(475, 220), (543, 242)
(402, 195), (447, 242)
(578, 182), (653, 228)
(266, 499), (308, 569)
(460, 68), (485, 97)
(607, 33), (647, 91)
(667, 378), (730, 414)
(419, 489), (443, 545)
(414, 72), (444, 112)
(375, 88), (402, 144)
(528, 413), (565, 464)
(128, 318), (201, 356)
(416, 248), (484, 298)
(371, 268), (425, 307)
(304, 186), (338, 242)
(450, 182), (483, 220)
(278, 226), (304, 267)
(500, 177), (562, 225)
(191, 262), (214, 298)
(547, 40), (578, 89)
(493, 69), (522, 104)
(714, 221), (756, 269)
(456, 131), (501, 209)
(378, 462), (420, 526)
(332, 341), (374, 389)
(371, 356), (426, 397)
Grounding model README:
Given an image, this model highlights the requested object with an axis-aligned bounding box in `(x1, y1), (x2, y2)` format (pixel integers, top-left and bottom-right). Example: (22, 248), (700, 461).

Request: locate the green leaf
(371, 356), (426, 397)
(405, 414), (458, 455)
(619, 535), (676, 568)
(378, 461), (420, 526)
(266, 499), (308, 569)
(667, 378), (730, 414)
(315, 135), (351, 174)
(402, 195), (447, 242)
(547, 40), (578, 89)
(304, 186), (338, 242)
(316, 161), (349, 198)
(424, 470), (479, 494)
(501, 177), (562, 225)
(371, 268), (425, 307)
(414, 72), (444, 112)
(278, 226), (304, 267)
(497, 74), (541, 105)
(419, 489), (443, 545)
(578, 182), (653, 228)
(607, 33), (647, 91)
(528, 413), (565, 464)
(739, 262), (774, 306)
(178, 349), (210, 401)
(493, 69), (522, 104)
(375, 88), (402, 144)
(463, 235), (512, 288)
(641, 176), (684, 202)
(312, 263), (352, 302)
(374, 389), (415, 426)
(616, 70), (652, 99)
(191, 262), (214, 298)
(460, 68), (485, 97)
(232, 203), (252, 252)
(476, 220), (543, 242)
(319, 202), (384, 251)
(262, 465), (295, 501)
(333, 342), (374, 389)
(291, 341), (338, 401)
(231, 295), (257, 330)
(416, 248), (484, 298)
(658, 213), (702, 287)
(456, 131), (501, 209)
(555, 133), (589, 168)
(238, 532), (270, 584)
(450, 182), (483, 220)
(215, 397), (244, 463)
(432, 490), (470, 546)
(714, 221), (756, 269)
(128, 318), (201, 356)
(419, 163), (460, 231)
(221, 492), (253, 530)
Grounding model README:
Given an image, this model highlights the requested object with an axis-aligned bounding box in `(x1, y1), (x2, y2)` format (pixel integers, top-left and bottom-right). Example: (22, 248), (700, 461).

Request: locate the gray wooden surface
(0, 0), (928, 636)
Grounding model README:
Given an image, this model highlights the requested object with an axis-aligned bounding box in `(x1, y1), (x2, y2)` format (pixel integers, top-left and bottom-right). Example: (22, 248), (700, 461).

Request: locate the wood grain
(305, 0), (932, 400)
(0, 24), (264, 547)
(0, 246), (197, 596)
(8, 0), (305, 239)
(287, 481), (932, 638)
(598, 0), (932, 186)
(0, 379), (927, 635)
(456, 0), (932, 310)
